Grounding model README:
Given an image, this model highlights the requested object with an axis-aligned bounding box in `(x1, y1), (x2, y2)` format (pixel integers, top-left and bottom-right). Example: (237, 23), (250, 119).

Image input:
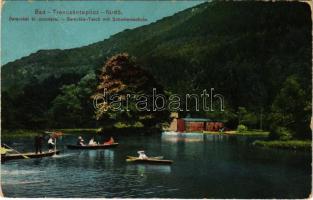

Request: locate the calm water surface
(1, 132), (311, 198)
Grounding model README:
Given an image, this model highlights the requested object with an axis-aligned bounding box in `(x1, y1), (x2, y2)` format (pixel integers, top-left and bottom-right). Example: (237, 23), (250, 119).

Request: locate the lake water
(1, 132), (311, 198)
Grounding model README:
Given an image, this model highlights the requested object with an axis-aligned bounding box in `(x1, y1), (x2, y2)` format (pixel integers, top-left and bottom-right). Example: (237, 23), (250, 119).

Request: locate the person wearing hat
(137, 150), (148, 159)
(77, 136), (85, 146)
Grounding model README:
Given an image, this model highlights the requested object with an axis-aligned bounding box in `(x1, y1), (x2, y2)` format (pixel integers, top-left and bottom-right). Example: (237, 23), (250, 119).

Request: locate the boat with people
(67, 143), (119, 149)
(126, 156), (173, 164)
(126, 151), (173, 164)
(127, 156), (164, 160)
(67, 136), (118, 150)
(2, 150), (60, 162)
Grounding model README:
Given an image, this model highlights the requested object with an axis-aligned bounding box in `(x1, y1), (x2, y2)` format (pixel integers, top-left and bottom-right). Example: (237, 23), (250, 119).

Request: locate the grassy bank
(2, 127), (161, 139)
(55, 128), (100, 134)
(253, 140), (311, 151)
(1, 130), (40, 138)
(1, 129), (99, 139)
(203, 130), (269, 137)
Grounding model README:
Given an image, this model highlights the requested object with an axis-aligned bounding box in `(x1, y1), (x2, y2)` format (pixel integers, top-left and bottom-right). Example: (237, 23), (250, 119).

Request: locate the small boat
(127, 156), (164, 160)
(2, 150), (60, 162)
(67, 143), (119, 150)
(126, 156), (173, 164)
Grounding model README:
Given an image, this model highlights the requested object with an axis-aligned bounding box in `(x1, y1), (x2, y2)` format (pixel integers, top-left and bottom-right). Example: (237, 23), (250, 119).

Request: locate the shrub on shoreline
(253, 140), (311, 151)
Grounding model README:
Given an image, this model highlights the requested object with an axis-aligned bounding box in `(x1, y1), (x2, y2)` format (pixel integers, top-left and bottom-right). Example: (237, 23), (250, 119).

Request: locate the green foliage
(269, 126), (293, 141)
(253, 140), (311, 151)
(1, 130), (41, 139)
(113, 122), (144, 129)
(232, 130), (269, 137)
(49, 72), (97, 128)
(237, 107), (248, 125)
(270, 76), (311, 139)
(242, 112), (258, 128)
(236, 107), (259, 129)
(237, 124), (248, 132)
(1, 75), (81, 129)
(203, 130), (269, 136)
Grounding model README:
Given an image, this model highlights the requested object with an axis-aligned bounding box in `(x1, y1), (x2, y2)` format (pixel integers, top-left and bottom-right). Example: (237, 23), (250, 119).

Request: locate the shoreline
(253, 140), (312, 151)
(202, 130), (269, 137)
(2, 129), (311, 151)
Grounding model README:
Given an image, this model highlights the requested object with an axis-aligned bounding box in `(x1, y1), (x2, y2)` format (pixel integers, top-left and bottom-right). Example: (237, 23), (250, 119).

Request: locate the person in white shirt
(137, 150), (148, 159)
(48, 137), (55, 152)
(88, 137), (97, 146)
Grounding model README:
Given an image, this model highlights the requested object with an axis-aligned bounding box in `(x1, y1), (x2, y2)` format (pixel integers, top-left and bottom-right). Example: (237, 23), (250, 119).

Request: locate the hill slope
(1, 1), (311, 130)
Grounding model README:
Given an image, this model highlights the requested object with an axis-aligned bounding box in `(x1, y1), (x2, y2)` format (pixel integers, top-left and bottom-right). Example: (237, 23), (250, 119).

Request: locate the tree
(270, 76), (311, 139)
(238, 107), (248, 125)
(49, 72), (97, 128)
(92, 53), (171, 129)
(235, 107), (258, 129)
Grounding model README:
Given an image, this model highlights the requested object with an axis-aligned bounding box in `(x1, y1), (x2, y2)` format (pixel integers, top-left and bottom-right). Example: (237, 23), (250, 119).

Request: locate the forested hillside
(1, 1), (311, 138)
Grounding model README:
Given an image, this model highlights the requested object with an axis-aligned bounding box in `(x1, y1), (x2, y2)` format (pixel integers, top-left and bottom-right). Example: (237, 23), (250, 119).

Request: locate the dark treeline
(1, 1), (311, 139)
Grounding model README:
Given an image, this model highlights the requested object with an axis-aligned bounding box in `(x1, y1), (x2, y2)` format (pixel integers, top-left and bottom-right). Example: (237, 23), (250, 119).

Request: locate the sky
(1, 1), (203, 65)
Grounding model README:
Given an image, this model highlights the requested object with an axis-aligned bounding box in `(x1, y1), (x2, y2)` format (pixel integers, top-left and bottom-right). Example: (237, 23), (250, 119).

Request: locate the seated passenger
(77, 136), (85, 146)
(88, 137), (97, 146)
(103, 137), (114, 145)
(137, 150), (148, 160)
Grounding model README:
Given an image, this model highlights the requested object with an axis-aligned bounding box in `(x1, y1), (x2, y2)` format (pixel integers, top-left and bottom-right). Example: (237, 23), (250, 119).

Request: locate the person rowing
(137, 150), (148, 160)
(77, 136), (85, 146)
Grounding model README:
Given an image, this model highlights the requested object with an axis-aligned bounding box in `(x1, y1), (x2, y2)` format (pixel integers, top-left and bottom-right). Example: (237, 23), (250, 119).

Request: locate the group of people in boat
(33, 134), (115, 154)
(4, 130), (155, 162)
(34, 135), (56, 154)
(76, 136), (115, 146)
(76, 136), (149, 159)
(5, 133), (153, 162)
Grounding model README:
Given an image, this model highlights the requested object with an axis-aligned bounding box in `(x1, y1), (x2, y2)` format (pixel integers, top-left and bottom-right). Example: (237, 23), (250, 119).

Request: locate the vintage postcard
(1, 0), (312, 198)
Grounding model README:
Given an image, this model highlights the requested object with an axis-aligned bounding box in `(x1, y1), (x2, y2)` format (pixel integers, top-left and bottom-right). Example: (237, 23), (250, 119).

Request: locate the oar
(3, 144), (29, 159)
(54, 138), (57, 154)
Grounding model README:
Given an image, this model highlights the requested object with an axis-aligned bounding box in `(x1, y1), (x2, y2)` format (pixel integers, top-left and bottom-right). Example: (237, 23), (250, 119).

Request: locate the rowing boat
(2, 150), (60, 162)
(127, 156), (164, 160)
(126, 156), (173, 164)
(67, 143), (118, 149)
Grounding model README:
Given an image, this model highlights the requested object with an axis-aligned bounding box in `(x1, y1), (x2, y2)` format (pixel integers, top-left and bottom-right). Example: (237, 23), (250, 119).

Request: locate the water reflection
(32, 159), (42, 166)
(76, 149), (115, 168)
(126, 164), (171, 176)
(1, 133), (311, 198)
(203, 134), (239, 143)
(162, 132), (257, 145)
(103, 150), (115, 168)
(162, 132), (204, 143)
